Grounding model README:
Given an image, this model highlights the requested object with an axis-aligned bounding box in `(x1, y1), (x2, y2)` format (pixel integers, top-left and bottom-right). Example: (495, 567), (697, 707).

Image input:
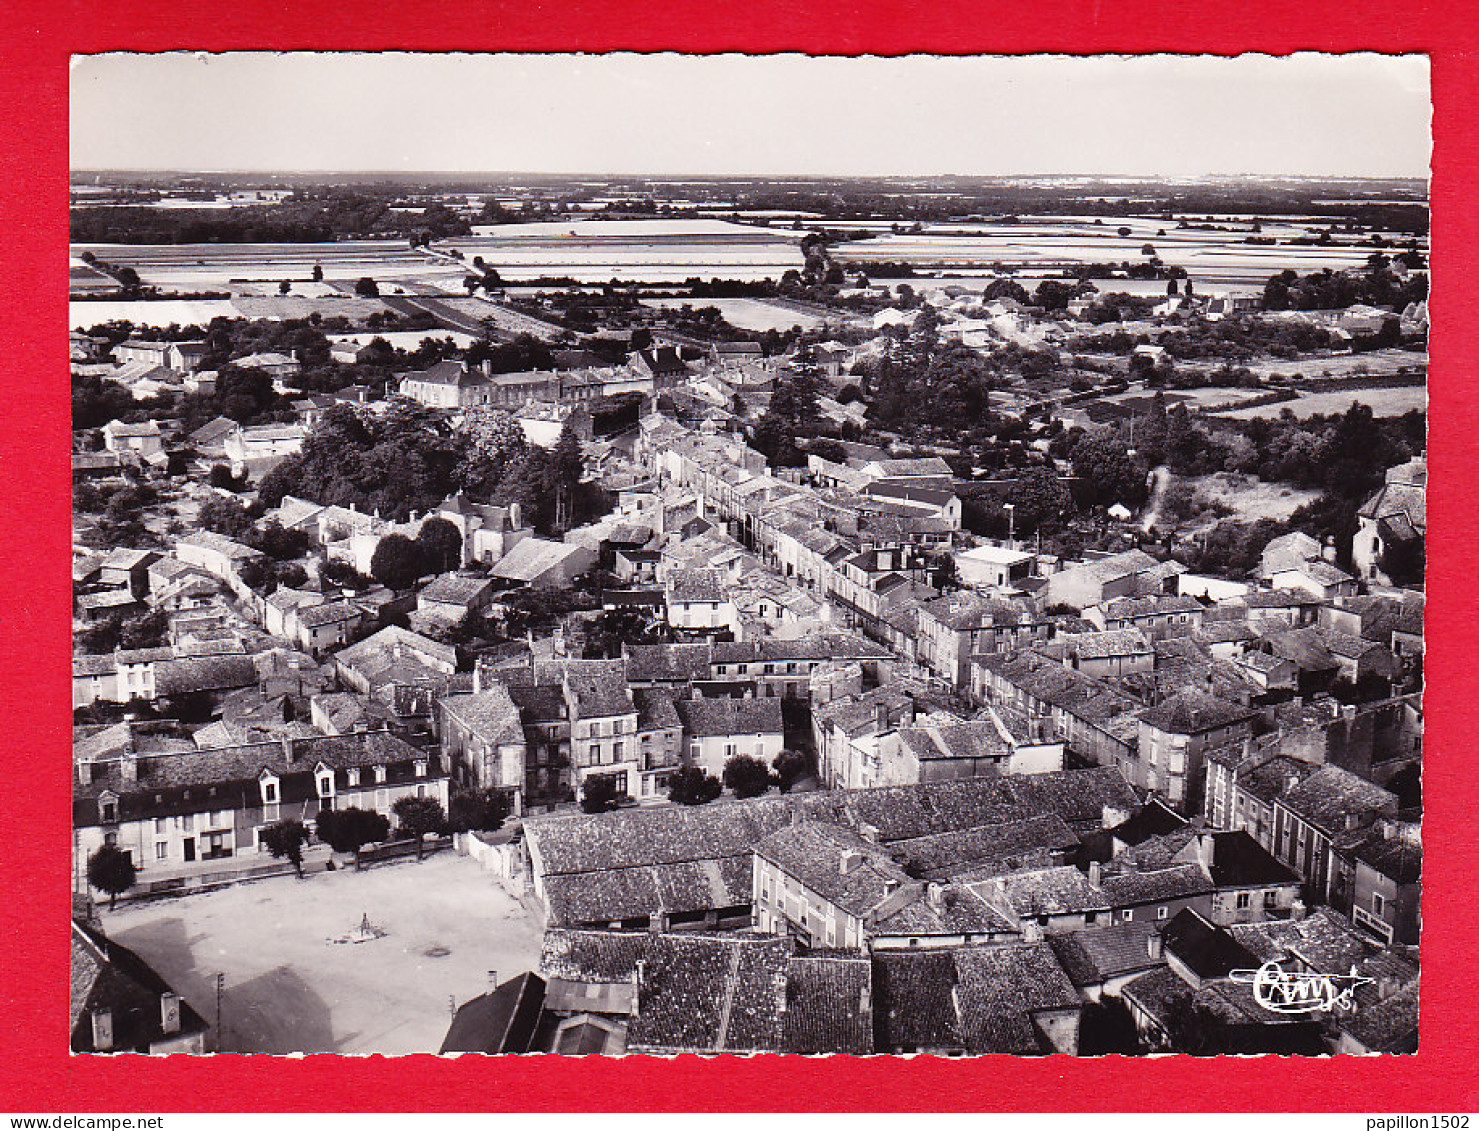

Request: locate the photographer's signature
(1228, 961), (1373, 1014)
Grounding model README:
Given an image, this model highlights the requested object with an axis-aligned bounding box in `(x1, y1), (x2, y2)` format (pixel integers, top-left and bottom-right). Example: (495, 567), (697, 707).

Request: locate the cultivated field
(641, 296), (825, 332)
(69, 240), (465, 290)
(104, 852), (542, 1055)
(1220, 386), (1428, 420)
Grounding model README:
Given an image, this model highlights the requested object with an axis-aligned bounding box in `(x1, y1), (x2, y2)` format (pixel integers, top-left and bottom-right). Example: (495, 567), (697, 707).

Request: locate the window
(154, 818), (166, 833)
(1236, 892), (1252, 910)
(613, 742), (624, 759)
(414, 760), (427, 778)
(263, 782), (278, 804)
(181, 813), (193, 832)
(317, 773), (334, 797)
(1264, 890), (1279, 908)
(1122, 909), (1133, 923)
(100, 800), (116, 824)
(155, 842), (168, 861)
(591, 744), (601, 763)
(374, 765), (387, 784)
(1156, 906), (1169, 921)
(1372, 892), (1385, 917)
(347, 768), (360, 787)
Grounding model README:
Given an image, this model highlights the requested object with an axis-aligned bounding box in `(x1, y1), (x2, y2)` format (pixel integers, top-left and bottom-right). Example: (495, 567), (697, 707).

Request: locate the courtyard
(102, 850), (542, 1055)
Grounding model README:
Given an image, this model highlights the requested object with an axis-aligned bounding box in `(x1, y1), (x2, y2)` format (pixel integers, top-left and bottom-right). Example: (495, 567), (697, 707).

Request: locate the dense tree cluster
(1263, 259), (1428, 313)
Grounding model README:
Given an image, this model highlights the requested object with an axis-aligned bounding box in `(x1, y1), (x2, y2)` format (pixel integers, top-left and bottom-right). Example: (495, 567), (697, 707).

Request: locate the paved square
(103, 851), (542, 1054)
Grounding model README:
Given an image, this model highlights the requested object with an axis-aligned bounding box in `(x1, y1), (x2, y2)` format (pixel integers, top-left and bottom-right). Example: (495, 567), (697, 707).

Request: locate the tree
(370, 532), (428, 591)
(1006, 467), (1074, 534)
(260, 819), (310, 877)
(448, 787), (512, 832)
(315, 807), (390, 854)
(278, 280), (291, 296)
(86, 845), (137, 909)
(198, 495), (254, 540)
(580, 776), (622, 814)
(668, 766), (722, 806)
(391, 796), (446, 859)
(723, 754), (773, 799)
(980, 277), (1028, 304)
(311, 264), (324, 282)
(772, 750), (811, 794)
(416, 517), (463, 574)
(457, 406), (528, 497)
(354, 276), (380, 298)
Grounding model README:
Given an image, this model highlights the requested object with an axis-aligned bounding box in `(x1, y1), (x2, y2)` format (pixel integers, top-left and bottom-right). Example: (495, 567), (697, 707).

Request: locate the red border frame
(3, 2), (1475, 1111)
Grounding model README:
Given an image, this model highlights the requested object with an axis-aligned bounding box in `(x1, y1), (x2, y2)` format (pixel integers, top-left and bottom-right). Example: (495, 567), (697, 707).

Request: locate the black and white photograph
(68, 51), (1427, 1058)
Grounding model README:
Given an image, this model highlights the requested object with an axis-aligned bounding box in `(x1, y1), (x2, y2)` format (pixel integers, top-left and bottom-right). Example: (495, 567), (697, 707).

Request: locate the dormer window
(347, 768), (360, 788)
(374, 764), (387, 785)
(414, 760), (427, 778)
(315, 764), (336, 798)
(99, 794), (118, 824)
(259, 770), (280, 806)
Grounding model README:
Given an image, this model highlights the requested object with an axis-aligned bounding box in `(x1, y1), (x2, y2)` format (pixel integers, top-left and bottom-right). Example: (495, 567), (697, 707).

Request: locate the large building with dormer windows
(72, 731), (448, 898)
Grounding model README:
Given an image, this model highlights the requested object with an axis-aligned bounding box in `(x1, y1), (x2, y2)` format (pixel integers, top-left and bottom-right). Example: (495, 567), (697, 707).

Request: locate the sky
(70, 52), (1432, 179)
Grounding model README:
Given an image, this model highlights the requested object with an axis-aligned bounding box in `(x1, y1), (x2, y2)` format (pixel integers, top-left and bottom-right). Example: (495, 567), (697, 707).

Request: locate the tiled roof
(561, 659), (634, 719)
(872, 948), (962, 1052)
(782, 954), (874, 1054)
(1200, 830), (1302, 888)
(1160, 909), (1259, 980)
(1099, 863), (1215, 908)
(977, 865), (1111, 918)
(1228, 908), (1375, 975)
(1238, 755), (1316, 805)
(632, 687), (682, 732)
(419, 574), (493, 606)
(1060, 628), (1153, 660)
(754, 822), (910, 919)
(1339, 824), (1422, 884)
(71, 921), (209, 1052)
(888, 815), (1080, 881)
(1049, 921), (1165, 987)
(490, 537), (585, 582)
(676, 695), (784, 739)
(294, 601), (361, 629)
(1098, 595), (1203, 620)
(1279, 766), (1396, 836)
(895, 719), (1011, 764)
(153, 655), (258, 697)
(439, 972), (545, 1055)
(525, 767), (1137, 885)
(1337, 976), (1419, 1053)
(951, 942), (1081, 1054)
(667, 568), (728, 604)
(439, 685), (524, 746)
(1138, 689), (1252, 735)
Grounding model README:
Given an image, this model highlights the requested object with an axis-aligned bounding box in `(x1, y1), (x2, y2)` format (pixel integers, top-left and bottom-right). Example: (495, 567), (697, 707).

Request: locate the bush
(316, 807), (390, 854)
(668, 766), (722, 806)
(722, 754), (774, 799)
(580, 776), (622, 814)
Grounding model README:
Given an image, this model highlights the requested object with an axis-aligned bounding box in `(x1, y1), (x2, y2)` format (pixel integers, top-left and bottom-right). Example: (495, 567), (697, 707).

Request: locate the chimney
(1382, 819), (1397, 841)
(1289, 899), (1307, 922)
(160, 992), (181, 1036)
(631, 960), (646, 1019)
(1022, 918), (1044, 943)
(487, 970), (499, 994)
(1087, 860), (1103, 887)
(281, 735), (297, 765)
(118, 751), (137, 785)
(1146, 930), (1165, 961)
(840, 849), (864, 876)
(882, 878), (900, 897)
(91, 1008), (114, 1052)
(77, 759), (93, 787)
(775, 972), (789, 1016)
(927, 883), (944, 911)
(1285, 773), (1300, 794)
(1345, 812), (1362, 832)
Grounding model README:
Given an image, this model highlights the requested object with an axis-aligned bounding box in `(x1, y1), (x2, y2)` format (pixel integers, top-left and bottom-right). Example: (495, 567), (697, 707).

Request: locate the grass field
(641, 296), (825, 332)
(1220, 386), (1428, 420)
(104, 851), (542, 1054)
(1190, 472), (1322, 521)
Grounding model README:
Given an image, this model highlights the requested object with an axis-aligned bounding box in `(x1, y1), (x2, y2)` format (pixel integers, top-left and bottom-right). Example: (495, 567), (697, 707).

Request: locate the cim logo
(1227, 961), (1374, 1014)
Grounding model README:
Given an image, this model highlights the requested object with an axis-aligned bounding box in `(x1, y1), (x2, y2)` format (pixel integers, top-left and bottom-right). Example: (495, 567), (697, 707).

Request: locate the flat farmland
(103, 852), (542, 1055)
(69, 240), (464, 290)
(443, 218), (806, 283)
(1190, 472), (1321, 521)
(641, 296), (826, 332)
(1220, 385), (1427, 420)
